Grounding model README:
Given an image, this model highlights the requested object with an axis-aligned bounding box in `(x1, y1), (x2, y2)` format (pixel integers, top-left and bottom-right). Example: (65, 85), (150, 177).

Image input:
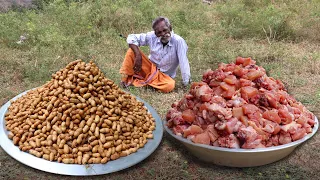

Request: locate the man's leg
(120, 48), (136, 84)
(120, 48), (151, 86)
(147, 72), (175, 93)
(119, 48), (175, 92)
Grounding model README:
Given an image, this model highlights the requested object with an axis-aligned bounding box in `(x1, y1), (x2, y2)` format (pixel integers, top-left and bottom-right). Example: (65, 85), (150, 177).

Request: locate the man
(119, 16), (191, 93)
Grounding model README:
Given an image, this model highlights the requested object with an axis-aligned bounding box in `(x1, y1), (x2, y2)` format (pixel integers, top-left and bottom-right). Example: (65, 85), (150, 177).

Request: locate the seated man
(119, 16), (191, 93)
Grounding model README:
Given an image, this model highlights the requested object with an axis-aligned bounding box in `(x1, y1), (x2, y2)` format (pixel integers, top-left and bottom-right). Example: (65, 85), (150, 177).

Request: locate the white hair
(152, 16), (171, 30)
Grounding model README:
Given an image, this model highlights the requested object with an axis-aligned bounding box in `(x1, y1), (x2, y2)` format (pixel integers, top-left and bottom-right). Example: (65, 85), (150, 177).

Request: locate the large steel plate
(0, 90), (163, 175)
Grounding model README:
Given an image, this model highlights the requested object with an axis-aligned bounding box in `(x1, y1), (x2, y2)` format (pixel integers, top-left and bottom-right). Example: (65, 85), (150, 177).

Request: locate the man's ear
(169, 25), (172, 31)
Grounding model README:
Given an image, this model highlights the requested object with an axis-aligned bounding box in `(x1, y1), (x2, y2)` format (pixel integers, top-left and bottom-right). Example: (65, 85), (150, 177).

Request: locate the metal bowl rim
(163, 116), (318, 153)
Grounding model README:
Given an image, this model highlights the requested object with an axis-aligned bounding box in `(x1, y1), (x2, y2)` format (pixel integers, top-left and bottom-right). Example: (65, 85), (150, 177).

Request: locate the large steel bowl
(163, 117), (318, 167)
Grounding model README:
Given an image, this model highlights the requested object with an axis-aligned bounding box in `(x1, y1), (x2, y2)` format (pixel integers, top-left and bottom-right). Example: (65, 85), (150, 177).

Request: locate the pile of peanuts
(4, 60), (156, 164)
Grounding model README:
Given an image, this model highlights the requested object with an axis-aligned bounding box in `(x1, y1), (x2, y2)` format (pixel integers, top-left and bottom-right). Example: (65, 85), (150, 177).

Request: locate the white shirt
(127, 31), (191, 85)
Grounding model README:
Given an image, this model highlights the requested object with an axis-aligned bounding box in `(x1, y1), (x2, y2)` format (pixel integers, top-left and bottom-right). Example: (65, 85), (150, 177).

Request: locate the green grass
(1, 0), (320, 179)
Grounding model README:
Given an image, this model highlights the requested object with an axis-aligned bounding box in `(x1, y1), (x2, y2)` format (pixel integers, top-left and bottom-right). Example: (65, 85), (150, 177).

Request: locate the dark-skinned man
(119, 16), (191, 93)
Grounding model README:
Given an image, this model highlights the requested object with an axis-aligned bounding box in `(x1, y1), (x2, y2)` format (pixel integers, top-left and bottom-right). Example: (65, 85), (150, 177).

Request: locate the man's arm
(177, 38), (191, 86)
(129, 44), (142, 73)
(126, 33), (150, 73)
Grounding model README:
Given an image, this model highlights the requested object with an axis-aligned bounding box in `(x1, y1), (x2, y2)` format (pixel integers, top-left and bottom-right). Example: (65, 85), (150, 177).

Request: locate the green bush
(216, 1), (295, 41)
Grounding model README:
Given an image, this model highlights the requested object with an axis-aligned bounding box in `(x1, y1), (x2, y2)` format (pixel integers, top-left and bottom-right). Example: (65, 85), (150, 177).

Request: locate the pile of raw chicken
(166, 57), (316, 149)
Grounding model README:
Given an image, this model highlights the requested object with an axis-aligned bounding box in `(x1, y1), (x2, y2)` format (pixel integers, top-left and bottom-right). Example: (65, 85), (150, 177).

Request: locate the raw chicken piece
(207, 103), (232, 120)
(291, 128), (306, 141)
(206, 124), (220, 143)
(217, 134), (240, 148)
(172, 125), (189, 136)
(281, 121), (302, 134)
(183, 125), (204, 137)
(279, 132), (292, 145)
(192, 131), (210, 145)
(237, 126), (259, 143)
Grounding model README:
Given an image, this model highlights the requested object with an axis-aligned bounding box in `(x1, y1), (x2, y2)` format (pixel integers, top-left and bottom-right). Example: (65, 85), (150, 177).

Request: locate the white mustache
(162, 33), (170, 38)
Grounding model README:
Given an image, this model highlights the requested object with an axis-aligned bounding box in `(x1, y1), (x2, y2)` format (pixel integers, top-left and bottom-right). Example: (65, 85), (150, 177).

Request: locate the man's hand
(182, 78), (192, 90)
(133, 55), (142, 73)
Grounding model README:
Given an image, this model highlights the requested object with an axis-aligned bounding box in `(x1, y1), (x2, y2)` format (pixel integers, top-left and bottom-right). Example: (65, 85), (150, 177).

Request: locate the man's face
(154, 21), (171, 43)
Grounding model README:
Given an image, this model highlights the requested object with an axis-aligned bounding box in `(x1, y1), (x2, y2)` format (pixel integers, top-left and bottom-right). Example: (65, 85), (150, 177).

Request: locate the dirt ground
(1, 123), (320, 180)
